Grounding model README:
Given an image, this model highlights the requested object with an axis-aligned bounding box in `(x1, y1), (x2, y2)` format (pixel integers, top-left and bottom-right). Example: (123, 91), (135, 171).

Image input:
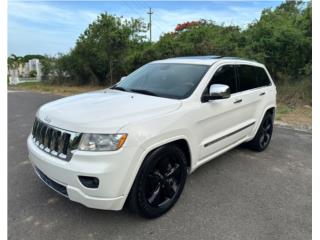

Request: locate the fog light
(78, 176), (99, 188)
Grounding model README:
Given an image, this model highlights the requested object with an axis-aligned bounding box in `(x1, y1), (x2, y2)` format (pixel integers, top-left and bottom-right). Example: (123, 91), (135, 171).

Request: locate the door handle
(259, 92), (266, 96)
(233, 99), (242, 104)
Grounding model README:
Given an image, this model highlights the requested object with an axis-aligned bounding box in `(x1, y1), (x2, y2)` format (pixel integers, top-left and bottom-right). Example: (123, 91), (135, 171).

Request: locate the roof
(153, 55), (258, 66)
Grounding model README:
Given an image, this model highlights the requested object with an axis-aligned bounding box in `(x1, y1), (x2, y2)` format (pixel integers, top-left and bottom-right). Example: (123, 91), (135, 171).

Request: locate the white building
(23, 59), (42, 80)
(8, 58), (42, 85)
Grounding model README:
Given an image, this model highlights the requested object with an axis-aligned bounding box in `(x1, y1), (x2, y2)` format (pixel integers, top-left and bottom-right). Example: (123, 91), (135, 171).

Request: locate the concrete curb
(275, 121), (312, 133)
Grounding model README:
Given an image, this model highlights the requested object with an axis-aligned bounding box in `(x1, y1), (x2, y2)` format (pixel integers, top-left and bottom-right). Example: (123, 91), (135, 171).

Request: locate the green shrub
(29, 70), (37, 78)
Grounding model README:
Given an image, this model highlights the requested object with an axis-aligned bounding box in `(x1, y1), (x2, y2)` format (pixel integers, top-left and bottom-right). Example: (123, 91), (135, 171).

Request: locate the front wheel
(247, 112), (274, 152)
(127, 145), (187, 218)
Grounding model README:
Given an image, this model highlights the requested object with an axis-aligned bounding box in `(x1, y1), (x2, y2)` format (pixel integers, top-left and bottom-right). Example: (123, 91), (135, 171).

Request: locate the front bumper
(27, 134), (143, 210)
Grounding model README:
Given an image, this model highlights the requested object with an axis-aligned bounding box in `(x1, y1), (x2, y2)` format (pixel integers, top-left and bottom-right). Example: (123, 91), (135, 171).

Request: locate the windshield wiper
(110, 86), (127, 92)
(130, 89), (158, 97)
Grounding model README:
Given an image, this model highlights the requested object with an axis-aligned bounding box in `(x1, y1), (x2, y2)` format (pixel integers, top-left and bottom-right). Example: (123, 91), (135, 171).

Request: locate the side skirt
(204, 122), (255, 148)
(192, 135), (249, 173)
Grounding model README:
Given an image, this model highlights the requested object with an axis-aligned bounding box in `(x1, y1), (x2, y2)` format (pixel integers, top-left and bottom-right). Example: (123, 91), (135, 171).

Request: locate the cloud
(9, 1), (98, 26)
(8, 1), (268, 55)
(8, 1), (99, 55)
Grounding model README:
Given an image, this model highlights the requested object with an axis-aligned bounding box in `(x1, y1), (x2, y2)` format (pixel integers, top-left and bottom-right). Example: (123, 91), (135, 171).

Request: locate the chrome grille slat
(35, 121), (41, 141)
(31, 118), (81, 161)
(62, 134), (70, 155)
(32, 120), (37, 136)
(51, 130), (60, 152)
(58, 133), (66, 154)
(40, 124), (47, 145)
(44, 128), (52, 149)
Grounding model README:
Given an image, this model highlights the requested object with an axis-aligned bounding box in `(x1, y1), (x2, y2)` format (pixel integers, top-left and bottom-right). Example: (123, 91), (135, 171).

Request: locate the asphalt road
(8, 91), (311, 240)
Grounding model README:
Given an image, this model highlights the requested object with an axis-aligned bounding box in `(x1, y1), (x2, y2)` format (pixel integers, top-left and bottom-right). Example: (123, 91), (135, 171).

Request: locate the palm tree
(8, 54), (24, 76)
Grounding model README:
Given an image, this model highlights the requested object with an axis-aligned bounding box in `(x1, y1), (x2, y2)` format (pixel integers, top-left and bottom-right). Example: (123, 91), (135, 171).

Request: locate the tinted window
(256, 67), (271, 87)
(238, 65), (257, 91)
(209, 65), (237, 94)
(116, 63), (209, 99)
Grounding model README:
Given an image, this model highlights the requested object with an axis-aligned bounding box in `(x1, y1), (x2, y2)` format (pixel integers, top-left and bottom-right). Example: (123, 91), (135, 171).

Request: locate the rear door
(253, 66), (275, 124)
(235, 64), (267, 135)
(197, 64), (252, 161)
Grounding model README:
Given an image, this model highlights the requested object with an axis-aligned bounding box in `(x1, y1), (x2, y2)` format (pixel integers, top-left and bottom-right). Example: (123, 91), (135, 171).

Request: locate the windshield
(113, 63), (210, 99)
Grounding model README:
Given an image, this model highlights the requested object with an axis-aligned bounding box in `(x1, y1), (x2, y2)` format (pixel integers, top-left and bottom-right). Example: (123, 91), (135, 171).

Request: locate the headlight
(78, 133), (127, 151)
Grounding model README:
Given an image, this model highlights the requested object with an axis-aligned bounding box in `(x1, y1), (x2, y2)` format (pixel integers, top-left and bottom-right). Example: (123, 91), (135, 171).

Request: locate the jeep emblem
(44, 116), (51, 123)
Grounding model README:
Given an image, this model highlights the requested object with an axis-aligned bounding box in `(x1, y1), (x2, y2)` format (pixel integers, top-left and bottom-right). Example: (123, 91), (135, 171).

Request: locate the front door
(196, 64), (253, 161)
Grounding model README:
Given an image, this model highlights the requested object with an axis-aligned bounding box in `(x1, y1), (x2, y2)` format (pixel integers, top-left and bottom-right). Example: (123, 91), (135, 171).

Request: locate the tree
(69, 13), (146, 85)
(241, 1), (311, 79)
(39, 55), (56, 81)
(23, 54), (44, 62)
(29, 70), (37, 78)
(155, 20), (242, 57)
(7, 54), (23, 76)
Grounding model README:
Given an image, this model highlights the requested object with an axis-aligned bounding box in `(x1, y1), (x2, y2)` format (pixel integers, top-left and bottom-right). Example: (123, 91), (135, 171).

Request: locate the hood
(37, 89), (182, 133)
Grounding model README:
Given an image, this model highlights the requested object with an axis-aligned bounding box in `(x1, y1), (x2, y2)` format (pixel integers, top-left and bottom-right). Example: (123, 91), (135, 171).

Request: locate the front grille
(32, 118), (81, 161)
(35, 167), (68, 198)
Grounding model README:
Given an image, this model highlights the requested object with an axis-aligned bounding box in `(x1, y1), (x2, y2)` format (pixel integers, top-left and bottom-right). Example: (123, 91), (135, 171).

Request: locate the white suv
(27, 56), (276, 218)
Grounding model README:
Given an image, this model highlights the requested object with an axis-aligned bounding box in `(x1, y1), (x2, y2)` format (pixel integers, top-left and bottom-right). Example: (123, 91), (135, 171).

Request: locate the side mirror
(202, 84), (230, 102)
(120, 76), (126, 82)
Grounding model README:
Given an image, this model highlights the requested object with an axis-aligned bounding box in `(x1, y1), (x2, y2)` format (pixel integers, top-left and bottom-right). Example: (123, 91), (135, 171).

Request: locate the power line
(124, 1), (144, 20)
(136, 1), (167, 36)
(125, 1), (166, 41)
(124, 1), (150, 41)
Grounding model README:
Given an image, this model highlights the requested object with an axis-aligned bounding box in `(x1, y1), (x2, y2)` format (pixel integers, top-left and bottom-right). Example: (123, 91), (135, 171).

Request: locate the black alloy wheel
(127, 144), (187, 218)
(259, 115), (273, 149)
(247, 112), (274, 152)
(145, 154), (182, 207)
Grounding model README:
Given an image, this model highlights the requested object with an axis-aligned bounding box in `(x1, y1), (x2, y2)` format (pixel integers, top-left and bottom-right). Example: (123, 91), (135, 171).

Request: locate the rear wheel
(247, 112), (274, 151)
(127, 145), (187, 218)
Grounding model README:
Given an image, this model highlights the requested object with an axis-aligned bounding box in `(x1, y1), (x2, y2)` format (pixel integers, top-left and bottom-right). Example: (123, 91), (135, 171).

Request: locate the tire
(247, 112), (274, 152)
(127, 144), (188, 218)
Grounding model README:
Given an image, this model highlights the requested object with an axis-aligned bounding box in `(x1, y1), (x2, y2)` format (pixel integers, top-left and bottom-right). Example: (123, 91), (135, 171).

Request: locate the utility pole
(147, 7), (153, 42)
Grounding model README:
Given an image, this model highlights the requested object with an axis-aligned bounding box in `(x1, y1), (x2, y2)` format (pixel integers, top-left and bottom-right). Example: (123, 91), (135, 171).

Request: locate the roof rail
(221, 57), (257, 62)
(167, 55), (222, 60)
(165, 55), (257, 62)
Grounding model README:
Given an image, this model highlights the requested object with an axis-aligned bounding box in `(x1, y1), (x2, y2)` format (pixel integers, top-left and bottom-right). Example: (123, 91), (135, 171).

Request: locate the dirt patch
(276, 104), (311, 130)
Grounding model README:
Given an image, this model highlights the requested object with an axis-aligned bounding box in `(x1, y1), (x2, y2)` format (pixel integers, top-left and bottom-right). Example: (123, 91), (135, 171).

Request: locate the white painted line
(7, 90), (26, 93)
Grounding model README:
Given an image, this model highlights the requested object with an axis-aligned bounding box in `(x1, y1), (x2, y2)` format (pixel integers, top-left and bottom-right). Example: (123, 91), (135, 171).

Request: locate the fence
(8, 76), (41, 85)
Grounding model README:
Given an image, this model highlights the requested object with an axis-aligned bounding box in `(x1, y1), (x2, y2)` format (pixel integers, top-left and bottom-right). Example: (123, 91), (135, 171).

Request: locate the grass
(276, 104), (311, 129)
(276, 79), (311, 107)
(8, 80), (312, 129)
(8, 82), (103, 96)
(275, 78), (312, 129)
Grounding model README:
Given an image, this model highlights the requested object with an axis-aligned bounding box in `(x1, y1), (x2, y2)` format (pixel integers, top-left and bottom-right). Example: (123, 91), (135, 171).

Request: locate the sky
(8, 1), (283, 56)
